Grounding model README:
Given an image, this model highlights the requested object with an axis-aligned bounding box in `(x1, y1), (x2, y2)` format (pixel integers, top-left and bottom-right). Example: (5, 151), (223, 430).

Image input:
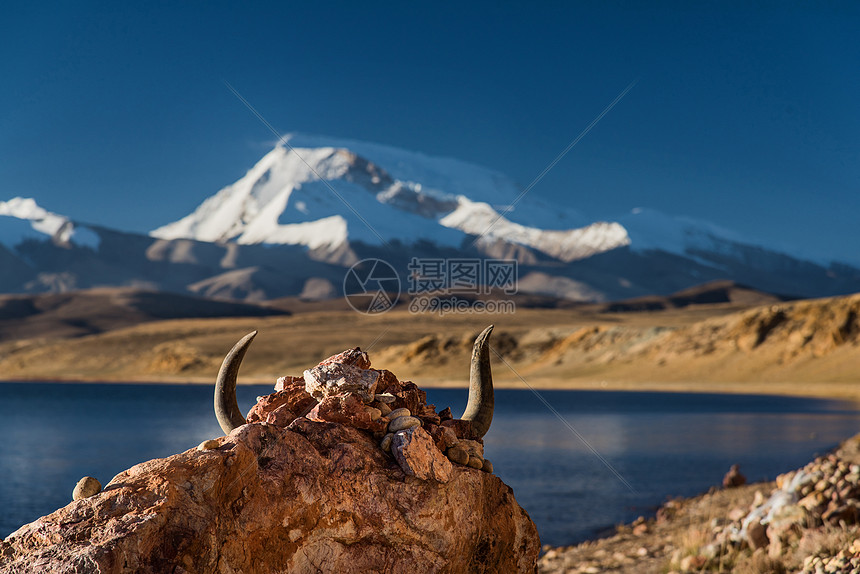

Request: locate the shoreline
(4, 376), (859, 406)
(538, 432), (860, 573)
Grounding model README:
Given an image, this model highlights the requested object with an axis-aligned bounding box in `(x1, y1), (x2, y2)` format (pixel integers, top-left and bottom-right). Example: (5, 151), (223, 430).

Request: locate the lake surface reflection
(1, 383), (857, 545)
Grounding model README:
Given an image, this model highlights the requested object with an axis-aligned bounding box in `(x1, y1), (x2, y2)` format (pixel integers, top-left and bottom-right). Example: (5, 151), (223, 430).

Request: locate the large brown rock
(0, 347), (540, 573)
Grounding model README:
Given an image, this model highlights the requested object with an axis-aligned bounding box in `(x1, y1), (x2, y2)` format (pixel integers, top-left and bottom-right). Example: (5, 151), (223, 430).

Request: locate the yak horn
(214, 331), (257, 434)
(461, 325), (494, 438)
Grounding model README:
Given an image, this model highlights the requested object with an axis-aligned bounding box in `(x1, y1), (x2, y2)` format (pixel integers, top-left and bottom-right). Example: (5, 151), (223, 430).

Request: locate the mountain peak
(149, 136), (623, 262)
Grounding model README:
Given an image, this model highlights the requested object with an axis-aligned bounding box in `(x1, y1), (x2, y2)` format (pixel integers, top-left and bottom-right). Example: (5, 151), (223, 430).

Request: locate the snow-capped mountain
(151, 135), (629, 263)
(1, 136), (859, 302)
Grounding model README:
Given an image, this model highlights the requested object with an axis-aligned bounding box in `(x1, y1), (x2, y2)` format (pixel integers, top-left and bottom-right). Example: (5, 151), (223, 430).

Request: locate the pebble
(376, 402), (392, 416)
(72, 476), (102, 501)
(746, 519), (768, 550)
(387, 408), (411, 420)
(388, 415), (421, 432)
(481, 458), (494, 473)
(197, 439), (220, 451)
(380, 433), (394, 452)
(467, 455), (484, 470)
(375, 393), (397, 404)
(365, 406), (382, 421)
(447, 446), (469, 465)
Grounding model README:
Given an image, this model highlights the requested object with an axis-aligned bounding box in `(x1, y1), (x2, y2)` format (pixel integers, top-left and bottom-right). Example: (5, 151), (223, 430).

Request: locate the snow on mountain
(282, 134), (588, 225)
(0, 197), (100, 250)
(616, 207), (749, 253)
(613, 207), (854, 269)
(148, 134), (860, 274)
(440, 197), (630, 262)
(151, 135), (628, 262)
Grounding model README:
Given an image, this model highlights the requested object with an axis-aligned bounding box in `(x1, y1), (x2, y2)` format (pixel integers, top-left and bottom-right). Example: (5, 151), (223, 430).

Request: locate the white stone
(304, 363), (380, 402)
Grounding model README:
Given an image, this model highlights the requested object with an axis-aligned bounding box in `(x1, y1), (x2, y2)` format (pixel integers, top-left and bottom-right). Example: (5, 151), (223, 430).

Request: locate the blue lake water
(1, 382), (858, 546)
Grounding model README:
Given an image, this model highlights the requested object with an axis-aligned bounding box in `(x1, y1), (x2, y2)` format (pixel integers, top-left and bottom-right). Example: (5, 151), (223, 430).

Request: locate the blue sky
(2, 2), (858, 263)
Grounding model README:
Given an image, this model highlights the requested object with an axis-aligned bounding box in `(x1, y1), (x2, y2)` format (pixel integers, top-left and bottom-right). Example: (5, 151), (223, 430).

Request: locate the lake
(1, 382), (858, 546)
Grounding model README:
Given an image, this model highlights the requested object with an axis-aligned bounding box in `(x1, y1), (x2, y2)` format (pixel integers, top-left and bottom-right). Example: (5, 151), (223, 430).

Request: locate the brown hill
(0, 288), (288, 342)
(0, 289), (856, 401)
(369, 292), (860, 400)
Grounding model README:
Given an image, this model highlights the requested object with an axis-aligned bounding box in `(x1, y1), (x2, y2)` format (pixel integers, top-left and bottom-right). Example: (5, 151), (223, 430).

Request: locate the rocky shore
(538, 433), (860, 573)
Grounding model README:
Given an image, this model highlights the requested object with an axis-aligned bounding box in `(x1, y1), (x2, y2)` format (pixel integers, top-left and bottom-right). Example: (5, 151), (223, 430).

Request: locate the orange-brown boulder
(1, 358), (538, 574)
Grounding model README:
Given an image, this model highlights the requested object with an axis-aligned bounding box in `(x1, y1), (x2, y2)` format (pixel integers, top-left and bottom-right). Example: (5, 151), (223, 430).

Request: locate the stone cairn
(226, 329), (497, 483)
(662, 450), (860, 573)
(736, 453), (860, 558)
(3, 327), (541, 574)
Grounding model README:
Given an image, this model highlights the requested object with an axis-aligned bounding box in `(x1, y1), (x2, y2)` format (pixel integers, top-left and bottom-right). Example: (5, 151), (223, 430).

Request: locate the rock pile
(538, 434), (860, 574)
(733, 453), (860, 565)
(247, 344), (496, 483)
(0, 327), (540, 574)
(653, 450), (860, 572)
(801, 539), (860, 574)
(669, 444), (860, 573)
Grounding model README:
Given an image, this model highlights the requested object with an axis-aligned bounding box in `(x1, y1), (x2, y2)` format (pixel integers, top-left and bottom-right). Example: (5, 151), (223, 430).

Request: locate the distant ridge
(0, 288), (288, 342)
(602, 280), (797, 312)
(1, 135), (860, 302)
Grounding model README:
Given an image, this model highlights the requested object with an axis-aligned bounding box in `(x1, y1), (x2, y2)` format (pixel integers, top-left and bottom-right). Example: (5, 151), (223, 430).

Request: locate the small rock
(274, 375), (305, 392)
(458, 438), (484, 459)
(365, 406), (382, 421)
(304, 362), (380, 402)
(482, 458), (494, 474)
(388, 415), (421, 432)
(380, 433), (394, 452)
(746, 519), (769, 550)
(798, 492), (823, 511)
(390, 427), (452, 482)
(447, 446), (469, 465)
(72, 476), (102, 501)
(376, 402), (392, 416)
(374, 393), (396, 404)
(307, 393), (386, 431)
(440, 418), (480, 440)
(429, 425), (459, 451)
(388, 407), (411, 420)
(467, 455), (484, 470)
(723, 464), (746, 488)
(822, 503), (859, 525)
(197, 439), (220, 451)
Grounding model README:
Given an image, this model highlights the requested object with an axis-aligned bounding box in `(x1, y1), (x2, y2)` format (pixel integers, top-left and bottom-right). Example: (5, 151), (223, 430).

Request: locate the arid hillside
(0, 289), (857, 401)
